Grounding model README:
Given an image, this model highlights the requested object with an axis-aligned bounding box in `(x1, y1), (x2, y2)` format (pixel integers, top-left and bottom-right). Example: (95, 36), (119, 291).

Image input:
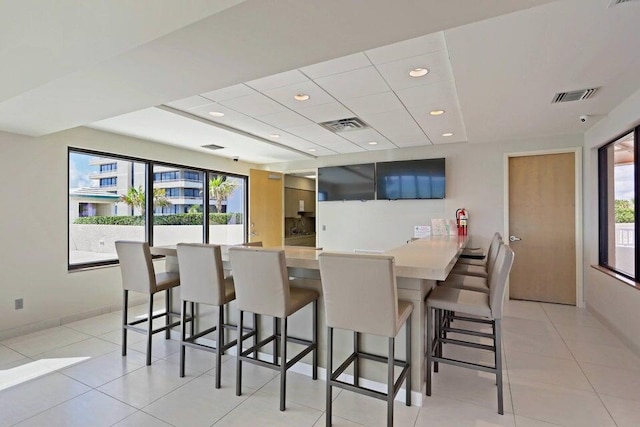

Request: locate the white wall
(267, 135), (583, 252)
(0, 127), (256, 337)
(583, 88), (640, 354)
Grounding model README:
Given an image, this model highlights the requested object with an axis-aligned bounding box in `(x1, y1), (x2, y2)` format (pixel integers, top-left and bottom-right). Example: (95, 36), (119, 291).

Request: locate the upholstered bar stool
(175, 243), (257, 388)
(115, 241), (184, 366)
(228, 246), (319, 411)
(318, 252), (413, 427)
(458, 232), (502, 266)
(450, 233), (503, 278)
(440, 239), (504, 294)
(426, 244), (514, 414)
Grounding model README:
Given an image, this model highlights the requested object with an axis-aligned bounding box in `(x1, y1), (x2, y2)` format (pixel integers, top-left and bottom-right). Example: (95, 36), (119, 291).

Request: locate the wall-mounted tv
(376, 158), (445, 200)
(318, 163), (375, 201)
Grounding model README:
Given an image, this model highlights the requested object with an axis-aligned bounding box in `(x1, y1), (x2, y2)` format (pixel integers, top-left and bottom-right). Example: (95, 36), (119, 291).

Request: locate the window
(184, 188), (199, 198)
(184, 171), (199, 181)
(69, 148), (247, 270)
(99, 163), (117, 172)
(99, 177), (117, 187)
(598, 127), (638, 281)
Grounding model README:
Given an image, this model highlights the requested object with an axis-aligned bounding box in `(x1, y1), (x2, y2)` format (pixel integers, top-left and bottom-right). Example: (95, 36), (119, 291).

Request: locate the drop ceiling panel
(201, 84), (256, 102)
(390, 134), (432, 148)
(341, 92), (405, 117)
(315, 66), (390, 101)
(165, 95), (212, 110)
(263, 80), (336, 110)
(219, 92), (287, 117)
(284, 123), (346, 142)
(318, 142), (365, 154)
(358, 109), (423, 137)
(395, 80), (457, 108)
(365, 32), (446, 65)
(295, 102), (354, 123)
(300, 53), (372, 79)
(246, 70), (309, 92)
(339, 128), (394, 145)
(255, 110), (313, 129)
(376, 50), (452, 91)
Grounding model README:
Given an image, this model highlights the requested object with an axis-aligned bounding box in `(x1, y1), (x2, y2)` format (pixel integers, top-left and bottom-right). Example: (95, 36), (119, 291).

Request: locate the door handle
(509, 235), (522, 242)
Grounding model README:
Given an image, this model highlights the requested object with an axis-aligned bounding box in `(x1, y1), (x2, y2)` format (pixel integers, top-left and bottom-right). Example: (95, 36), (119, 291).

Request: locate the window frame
(597, 125), (640, 283)
(67, 147), (248, 271)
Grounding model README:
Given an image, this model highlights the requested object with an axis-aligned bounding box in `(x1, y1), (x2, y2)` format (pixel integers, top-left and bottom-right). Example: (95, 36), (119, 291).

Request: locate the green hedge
(73, 213), (243, 225)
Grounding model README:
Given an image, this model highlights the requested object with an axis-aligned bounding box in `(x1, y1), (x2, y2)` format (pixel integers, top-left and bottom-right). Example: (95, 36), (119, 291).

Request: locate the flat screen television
(376, 158), (445, 200)
(317, 163), (375, 201)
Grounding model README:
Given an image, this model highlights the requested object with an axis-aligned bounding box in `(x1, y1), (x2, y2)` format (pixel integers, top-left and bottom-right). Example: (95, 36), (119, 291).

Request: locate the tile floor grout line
(541, 303), (620, 427)
(8, 387), (95, 427)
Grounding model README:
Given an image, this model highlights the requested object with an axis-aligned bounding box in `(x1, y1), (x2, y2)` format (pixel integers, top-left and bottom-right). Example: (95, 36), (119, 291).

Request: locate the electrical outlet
(322, 225), (326, 231)
(15, 298), (24, 310)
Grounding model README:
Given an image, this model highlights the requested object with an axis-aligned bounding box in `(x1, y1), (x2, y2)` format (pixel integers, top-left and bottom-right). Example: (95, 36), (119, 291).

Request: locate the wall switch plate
(322, 225), (326, 231)
(15, 298), (24, 310)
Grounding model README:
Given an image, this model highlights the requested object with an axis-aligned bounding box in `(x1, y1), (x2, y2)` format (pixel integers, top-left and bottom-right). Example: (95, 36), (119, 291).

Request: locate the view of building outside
(68, 151), (245, 267)
(611, 131), (635, 276)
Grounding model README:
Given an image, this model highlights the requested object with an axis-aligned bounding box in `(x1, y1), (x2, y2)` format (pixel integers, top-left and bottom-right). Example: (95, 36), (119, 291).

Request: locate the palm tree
(209, 175), (237, 213)
(120, 185), (170, 214)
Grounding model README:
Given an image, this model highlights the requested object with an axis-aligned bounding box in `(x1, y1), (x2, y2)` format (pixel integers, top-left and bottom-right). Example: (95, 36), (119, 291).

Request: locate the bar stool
(426, 244), (514, 414)
(115, 241), (184, 366)
(228, 246), (319, 411)
(439, 239), (504, 294)
(450, 233), (503, 278)
(175, 243), (257, 388)
(318, 252), (413, 427)
(458, 232), (502, 265)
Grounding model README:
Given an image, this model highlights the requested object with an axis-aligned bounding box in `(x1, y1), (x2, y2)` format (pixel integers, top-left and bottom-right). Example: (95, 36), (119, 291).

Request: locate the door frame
(503, 147), (584, 307)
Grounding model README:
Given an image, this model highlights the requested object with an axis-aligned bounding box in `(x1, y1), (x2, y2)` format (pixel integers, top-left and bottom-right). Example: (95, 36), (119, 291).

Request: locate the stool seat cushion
(439, 274), (489, 293)
(396, 300), (413, 335)
(155, 272), (180, 292)
(451, 263), (488, 278)
(288, 286), (319, 316)
(427, 286), (491, 318)
(456, 257), (485, 266)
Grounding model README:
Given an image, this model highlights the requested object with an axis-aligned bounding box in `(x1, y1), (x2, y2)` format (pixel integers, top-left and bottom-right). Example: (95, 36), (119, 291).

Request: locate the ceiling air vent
(318, 117), (369, 133)
(551, 88), (599, 103)
(609, 0), (639, 7)
(201, 144), (225, 151)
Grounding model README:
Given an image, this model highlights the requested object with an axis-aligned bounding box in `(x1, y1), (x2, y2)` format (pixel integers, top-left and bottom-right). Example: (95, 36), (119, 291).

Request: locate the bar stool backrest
(228, 247), (290, 317)
(176, 243), (226, 306)
(318, 252), (399, 338)
(486, 233), (503, 276)
(115, 241), (156, 294)
(488, 244), (515, 320)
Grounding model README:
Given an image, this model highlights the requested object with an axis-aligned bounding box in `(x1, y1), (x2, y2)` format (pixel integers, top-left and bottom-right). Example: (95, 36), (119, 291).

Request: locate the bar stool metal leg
(236, 310), (244, 396)
(326, 326), (333, 427)
(122, 290), (128, 356)
(190, 302), (195, 337)
(434, 308), (440, 373)
(280, 317), (288, 411)
(147, 294), (154, 366)
(253, 313), (258, 360)
(215, 306), (224, 389)
(273, 317), (278, 364)
(180, 300), (187, 377)
(426, 306), (432, 396)
(387, 337), (395, 427)
(354, 331), (360, 387)
(406, 312), (412, 406)
(495, 319), (504, 415)
(165, 289), (171, 339)
(312, 300), (318, 380)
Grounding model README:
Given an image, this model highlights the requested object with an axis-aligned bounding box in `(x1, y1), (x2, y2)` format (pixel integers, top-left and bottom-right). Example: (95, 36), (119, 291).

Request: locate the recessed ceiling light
(269, 134), (280, 138)
(430, 110), (445, 116)
(294, 94), (310, 101)
(304, 174), (316, 179)
(308, 148), (317, 152)
(208, 111), (224, 117)
(368, 141), (378, 145)
(442, 132), (454, 137)
(409, 68), (429, 77)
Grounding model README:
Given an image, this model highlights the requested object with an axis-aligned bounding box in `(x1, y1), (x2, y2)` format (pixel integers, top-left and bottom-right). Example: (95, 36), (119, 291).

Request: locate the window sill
(591, 265), (639, 290)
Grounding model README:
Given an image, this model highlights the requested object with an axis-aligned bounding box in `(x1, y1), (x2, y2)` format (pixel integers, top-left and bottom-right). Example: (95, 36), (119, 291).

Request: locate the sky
(615, 164), (634, 201)
(68, 152), (94, 189)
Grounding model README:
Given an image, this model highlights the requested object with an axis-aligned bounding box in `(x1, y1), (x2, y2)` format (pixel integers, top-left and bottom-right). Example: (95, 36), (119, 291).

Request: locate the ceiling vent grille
(551, 88), (599, 103)
(201, 144), (225, 151)
(318, 117), (369, 133)
(609, 0), (638, 7)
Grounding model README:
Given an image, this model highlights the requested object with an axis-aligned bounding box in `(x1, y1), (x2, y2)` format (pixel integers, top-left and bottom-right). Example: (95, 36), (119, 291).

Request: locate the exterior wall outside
(0, 127), (254, 336)
(583, 87), (640, 355)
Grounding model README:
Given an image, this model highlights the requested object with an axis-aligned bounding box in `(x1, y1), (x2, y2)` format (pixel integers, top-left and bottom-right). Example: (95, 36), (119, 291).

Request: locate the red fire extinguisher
(456, 208), (468, 236)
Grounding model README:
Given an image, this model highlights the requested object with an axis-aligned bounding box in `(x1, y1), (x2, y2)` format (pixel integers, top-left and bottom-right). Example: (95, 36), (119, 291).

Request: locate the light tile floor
(1, 300), (639, 426)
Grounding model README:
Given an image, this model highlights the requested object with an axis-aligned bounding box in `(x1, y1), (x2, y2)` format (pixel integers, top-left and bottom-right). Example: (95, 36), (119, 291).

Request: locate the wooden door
(509, 153), (576, 305)
(249, 169), (283, 247)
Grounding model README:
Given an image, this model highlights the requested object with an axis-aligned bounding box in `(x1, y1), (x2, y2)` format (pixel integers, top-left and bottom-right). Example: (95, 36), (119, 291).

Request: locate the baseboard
(0, 296), (150, 341)
(169, 330), (423, 407)
(586, 302), (640, 358)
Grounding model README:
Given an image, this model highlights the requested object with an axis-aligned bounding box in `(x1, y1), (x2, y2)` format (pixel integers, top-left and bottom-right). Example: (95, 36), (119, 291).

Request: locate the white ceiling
(2, 0), (639, 164)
